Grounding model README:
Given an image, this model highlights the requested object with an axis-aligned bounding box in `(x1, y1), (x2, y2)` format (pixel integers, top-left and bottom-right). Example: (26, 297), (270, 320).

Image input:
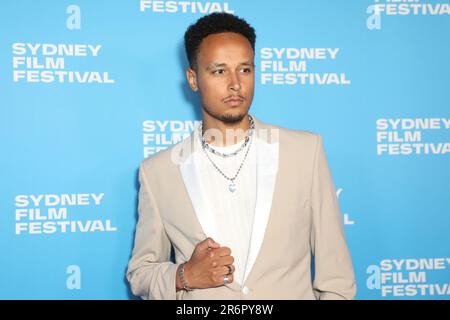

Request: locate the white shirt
(192, 125), (258, 285)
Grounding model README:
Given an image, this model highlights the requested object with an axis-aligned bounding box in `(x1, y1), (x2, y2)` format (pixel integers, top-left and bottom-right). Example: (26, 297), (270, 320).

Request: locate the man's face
(186, 32), (255, 124)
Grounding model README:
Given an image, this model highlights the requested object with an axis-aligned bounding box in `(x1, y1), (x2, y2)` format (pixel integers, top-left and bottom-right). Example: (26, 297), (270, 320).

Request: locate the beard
(201, 104), (248, 124)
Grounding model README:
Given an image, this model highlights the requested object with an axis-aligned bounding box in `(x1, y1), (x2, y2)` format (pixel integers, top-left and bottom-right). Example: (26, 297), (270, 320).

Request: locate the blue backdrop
(1, 0), (449, 300)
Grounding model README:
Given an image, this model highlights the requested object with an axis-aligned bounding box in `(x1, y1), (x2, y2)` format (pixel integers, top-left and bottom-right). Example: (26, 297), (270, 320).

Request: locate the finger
(197, 237), (220, 251)
(196, 238), (212, 251)
(223, 264), (235, 275)
(214, 272), (234, 287)
(207, 238), (220, 249)
(215, 246), (232, 257)
(211, 264), (234, 277)
(223, 273), (234, 285)
(216, 255), (234, 266)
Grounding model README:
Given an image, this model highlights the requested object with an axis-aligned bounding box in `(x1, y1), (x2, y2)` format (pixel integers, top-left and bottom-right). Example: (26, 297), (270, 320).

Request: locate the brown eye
(213, 69), (225, 75)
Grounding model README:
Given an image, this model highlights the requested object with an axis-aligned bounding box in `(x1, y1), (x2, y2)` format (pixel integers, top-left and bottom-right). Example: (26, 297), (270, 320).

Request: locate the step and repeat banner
(1, 0), (449, 300)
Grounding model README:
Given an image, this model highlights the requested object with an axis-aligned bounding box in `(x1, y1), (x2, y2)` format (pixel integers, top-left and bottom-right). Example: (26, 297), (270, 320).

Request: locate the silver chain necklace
(199, 116), (254, 192)
(200, 115), (255, 158)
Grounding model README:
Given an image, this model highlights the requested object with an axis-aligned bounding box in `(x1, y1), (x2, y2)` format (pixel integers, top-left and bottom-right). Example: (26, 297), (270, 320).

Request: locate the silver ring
(226, 265), (232, 275)
(223, 275), (229, 285)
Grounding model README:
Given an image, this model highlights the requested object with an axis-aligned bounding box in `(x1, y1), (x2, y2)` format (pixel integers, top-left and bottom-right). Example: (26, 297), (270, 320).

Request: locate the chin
(203, 104), (249, 124)
(223, 108), (250, 122)
(217, 113), (245, 124)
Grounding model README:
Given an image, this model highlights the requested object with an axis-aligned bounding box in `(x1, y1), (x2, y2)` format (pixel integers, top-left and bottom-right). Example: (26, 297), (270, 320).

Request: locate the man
(126, 12), (356, 300)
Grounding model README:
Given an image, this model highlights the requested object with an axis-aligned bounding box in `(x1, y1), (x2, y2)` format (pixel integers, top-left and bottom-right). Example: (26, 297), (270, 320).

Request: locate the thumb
(198, 237), (220, 250)
(207, 237), (220, 248)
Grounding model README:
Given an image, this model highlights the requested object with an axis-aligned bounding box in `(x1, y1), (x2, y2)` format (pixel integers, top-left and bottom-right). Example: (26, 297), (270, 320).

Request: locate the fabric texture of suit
(126, 115), (356, 300)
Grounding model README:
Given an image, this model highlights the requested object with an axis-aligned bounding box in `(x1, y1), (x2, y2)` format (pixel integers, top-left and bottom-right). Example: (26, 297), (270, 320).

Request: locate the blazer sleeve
(310, 134), (357, 300)
(126, 163), (181, 300)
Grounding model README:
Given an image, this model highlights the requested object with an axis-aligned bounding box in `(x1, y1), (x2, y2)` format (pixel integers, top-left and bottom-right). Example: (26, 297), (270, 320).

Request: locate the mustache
(223, 95), (246, 102)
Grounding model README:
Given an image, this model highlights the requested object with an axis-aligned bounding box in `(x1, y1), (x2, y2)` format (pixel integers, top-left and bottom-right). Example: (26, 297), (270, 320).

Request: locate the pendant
(229, 182), (236, 192)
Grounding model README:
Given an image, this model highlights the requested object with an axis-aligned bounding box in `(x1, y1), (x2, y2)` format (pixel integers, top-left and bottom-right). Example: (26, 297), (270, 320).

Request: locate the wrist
(178, 262), (194, 291)
(175, 265), (183, 291)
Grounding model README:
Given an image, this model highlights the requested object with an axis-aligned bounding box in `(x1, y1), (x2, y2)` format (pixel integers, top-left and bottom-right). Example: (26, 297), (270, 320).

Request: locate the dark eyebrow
(240, 61), (255, 67)
(206, 63), (227, 70)
(205, 61), (255, 70)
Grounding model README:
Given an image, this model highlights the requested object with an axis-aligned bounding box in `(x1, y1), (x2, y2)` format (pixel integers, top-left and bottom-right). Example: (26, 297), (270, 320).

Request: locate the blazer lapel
(176, 117), (279, 292)
(178, 124), (219, 241)
(242, 118), (280, 284)
(177, 127), (242, 292)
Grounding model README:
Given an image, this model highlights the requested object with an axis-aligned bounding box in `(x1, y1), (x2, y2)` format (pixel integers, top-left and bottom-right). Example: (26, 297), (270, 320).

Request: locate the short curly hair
(184, 12), (256, 70)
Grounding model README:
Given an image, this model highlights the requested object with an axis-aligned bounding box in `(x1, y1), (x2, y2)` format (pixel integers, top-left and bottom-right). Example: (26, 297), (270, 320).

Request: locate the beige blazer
(126, 116), (356, 300)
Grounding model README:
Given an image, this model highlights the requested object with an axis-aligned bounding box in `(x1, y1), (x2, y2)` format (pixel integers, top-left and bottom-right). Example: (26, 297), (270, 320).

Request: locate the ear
(186, 68), (198, 92)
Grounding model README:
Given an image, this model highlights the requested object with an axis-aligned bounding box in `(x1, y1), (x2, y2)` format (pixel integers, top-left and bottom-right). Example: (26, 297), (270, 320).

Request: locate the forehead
(197, 32), (254, 65)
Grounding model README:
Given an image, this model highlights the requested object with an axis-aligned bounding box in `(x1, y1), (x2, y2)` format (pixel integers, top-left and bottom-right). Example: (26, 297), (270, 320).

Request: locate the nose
(228, 71), (241, 92)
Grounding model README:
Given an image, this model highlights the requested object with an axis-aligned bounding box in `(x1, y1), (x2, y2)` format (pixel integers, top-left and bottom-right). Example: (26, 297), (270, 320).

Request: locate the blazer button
(242, 286), (251, 295)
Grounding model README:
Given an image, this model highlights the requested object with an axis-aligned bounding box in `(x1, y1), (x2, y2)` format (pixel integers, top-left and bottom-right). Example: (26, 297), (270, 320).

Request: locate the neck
(201, 113), (251, 147)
